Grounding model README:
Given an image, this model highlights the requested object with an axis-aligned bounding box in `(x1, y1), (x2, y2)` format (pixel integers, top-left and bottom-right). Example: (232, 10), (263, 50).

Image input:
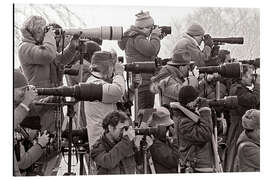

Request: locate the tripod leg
(147, 151), (156, 174)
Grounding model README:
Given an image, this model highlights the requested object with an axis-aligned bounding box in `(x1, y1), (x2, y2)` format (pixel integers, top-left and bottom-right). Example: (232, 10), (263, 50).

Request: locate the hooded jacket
(235, 131), (260, 172)
(172, 33), (211, 67)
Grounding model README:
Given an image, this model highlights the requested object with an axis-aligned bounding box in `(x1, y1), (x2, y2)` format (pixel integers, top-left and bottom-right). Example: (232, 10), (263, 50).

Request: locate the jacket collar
(183, 33), (200, 47)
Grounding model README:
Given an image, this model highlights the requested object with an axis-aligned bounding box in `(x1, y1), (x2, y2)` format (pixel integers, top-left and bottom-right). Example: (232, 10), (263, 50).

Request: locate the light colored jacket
(172, 33), (211, 67)
(84, 73), (125, 147)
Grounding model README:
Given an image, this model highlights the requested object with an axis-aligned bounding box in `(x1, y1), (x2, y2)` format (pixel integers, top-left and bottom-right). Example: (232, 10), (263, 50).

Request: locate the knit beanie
(242, 109), (260, 130)
(14, 69), (28, 88)
(178, 85), (199, 106)
(20, 116), (41, 130)
(135, 11), (154, 28)
(167, 49), (191, 66)
(186, 23), (205, 36)
(91, 51), (117, 65)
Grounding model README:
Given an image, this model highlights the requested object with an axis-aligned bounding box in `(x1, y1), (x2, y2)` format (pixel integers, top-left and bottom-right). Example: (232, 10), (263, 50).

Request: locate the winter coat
(172, 105), (214, 169)
(224, 82), (260, 172)
(149, 138), (179, 173)
(91, 134), (137, 174)
(151, 65), (198, 105)
(18, 28), (77, 132)
(172, 33), (211, 67)
(84, 73), (125, 147)
(118, 25), (160, 88)
(235, 131), (260, 172)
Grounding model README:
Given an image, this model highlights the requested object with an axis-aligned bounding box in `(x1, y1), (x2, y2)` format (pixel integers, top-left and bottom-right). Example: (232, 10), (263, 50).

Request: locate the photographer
(84, 51), (125, 147)
(223, 65), (260, 172)
(172, 23), (213, 67)
(13, 69), (48, 176)
(235, 109), (260, 172)
(90, 111), (137, 174)
(146, 107), (179, 173)
(172, 86), (214, 172)
(15, 119), (50, 176)
(18, 15), (80, 132)
(151, 50), (198, 105)
(118, 10), (161, 109)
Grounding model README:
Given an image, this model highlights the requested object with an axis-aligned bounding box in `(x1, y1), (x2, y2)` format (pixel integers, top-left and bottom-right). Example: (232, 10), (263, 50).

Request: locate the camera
(36, 83), (102, 101)
(212, 37), (244, 45)
(198, 62), (243, 78)
(240, 58), (260, 68)
(45, 26), (123, 40)
(199, 96), (238, 109)
(134, 125), (172, 139)
(124, 61), (158, 73)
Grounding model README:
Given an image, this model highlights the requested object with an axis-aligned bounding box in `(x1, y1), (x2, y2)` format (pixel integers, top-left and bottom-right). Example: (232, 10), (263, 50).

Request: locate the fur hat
(20, 16), (46, 39)
(178, 85), (199, 106)
(14, 69), (28, 88)
(167, 49), (191, 66)
(147, 107), (174, 127)
(135, 11), (154, 28)
(242, 109), (260, 130)
(186, 23), (205, 36)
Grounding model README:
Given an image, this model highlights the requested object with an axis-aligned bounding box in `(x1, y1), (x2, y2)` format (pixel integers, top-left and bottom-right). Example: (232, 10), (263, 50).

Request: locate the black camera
(44, 26), (62, 36)
(240, 58), (260, 68)
(36, 83), (102, 101)
(134, 125), (172, 139)
(124, 61), (158, 73)
(200, 96), (238, 109)
(63, 68), (79, 76)
(198, 62), (243, 78)
(212, 37), (244, 45)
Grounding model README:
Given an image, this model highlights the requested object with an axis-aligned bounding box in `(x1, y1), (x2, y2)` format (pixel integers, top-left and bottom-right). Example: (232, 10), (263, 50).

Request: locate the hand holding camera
(132, 74), (142, 88)
(44, 26), (56, 42)
(114, 62), (125, 76)
(123, 126), (135, 141)
(37, 130), (50, 148)
(22, 85), (38, 106)
(204, 34), (214, 48)
(151, 26), (162, 37)
(70, 32), (81, 49)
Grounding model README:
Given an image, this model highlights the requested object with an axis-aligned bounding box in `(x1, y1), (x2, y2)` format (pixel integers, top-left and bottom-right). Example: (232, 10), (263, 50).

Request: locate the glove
(204, 34), (213, 48)
(22, 85), (38, 106)
(114, 62), (124, 76)
(132, 74), (142, 88)
(43, 26), (56, 43)
(70, 33), (81, 49)
(197, 97), (209, 109)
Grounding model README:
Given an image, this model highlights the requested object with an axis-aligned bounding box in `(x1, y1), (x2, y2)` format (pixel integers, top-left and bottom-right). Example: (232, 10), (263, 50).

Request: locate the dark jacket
(224, 82), (260, 172)
(235, 131), (260, 172)
(149, 138), (179, 173)
(118, 25), (160, 88)
(173, 106), (214, 169)
(91, 134), (137, 174)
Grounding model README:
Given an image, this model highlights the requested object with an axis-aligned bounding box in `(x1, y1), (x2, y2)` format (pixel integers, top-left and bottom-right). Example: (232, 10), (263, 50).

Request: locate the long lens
(36, 83), (103, 101)
(63, 26), (123, 40)
(134, 127), (158, 136)
(198, 62), (242, 78)
(212, 37), (244, 44)
(207, 96), (238, 108)
(240, 58), (260, 68)
(124, 62), (157, 73)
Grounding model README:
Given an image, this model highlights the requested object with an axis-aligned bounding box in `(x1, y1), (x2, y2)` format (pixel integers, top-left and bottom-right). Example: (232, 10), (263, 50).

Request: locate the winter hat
(84, 41), (101, 61)
(135, 11), (154, 28)
(14, 69), (28, 88)
(178, 85), (199, 106)
(186, 23), (205, 36)
(147, 107), (174, 127)
(242, 109), (260, 130)
(91, 51), (117, 65)
(20, 116), (41, 130)
(167, 49), (191, 66)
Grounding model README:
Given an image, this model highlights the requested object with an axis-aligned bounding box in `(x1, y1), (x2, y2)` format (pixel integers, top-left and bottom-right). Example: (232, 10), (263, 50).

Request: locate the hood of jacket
(118, 25), (147, 50)
(237, 130), (260, 148)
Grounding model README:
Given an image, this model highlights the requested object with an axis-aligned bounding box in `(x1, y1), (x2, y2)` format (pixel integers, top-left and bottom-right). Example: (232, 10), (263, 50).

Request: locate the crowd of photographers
(13, 11), (260, 176)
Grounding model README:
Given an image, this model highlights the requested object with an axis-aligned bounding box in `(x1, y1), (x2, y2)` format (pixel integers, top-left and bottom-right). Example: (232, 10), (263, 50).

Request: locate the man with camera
(171, 85), (214, 173)
(13, 69), (50, 176)
(146, 107), (179, 173)
(18, 15), (80, 132)
(172, 23), (213, 67)
(84, 51), (125, 148)
(223, 65), (260, 172)
(151, 50), (198, 105)
(118, 10), (161, 109)
(90, 111), (137, 174)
